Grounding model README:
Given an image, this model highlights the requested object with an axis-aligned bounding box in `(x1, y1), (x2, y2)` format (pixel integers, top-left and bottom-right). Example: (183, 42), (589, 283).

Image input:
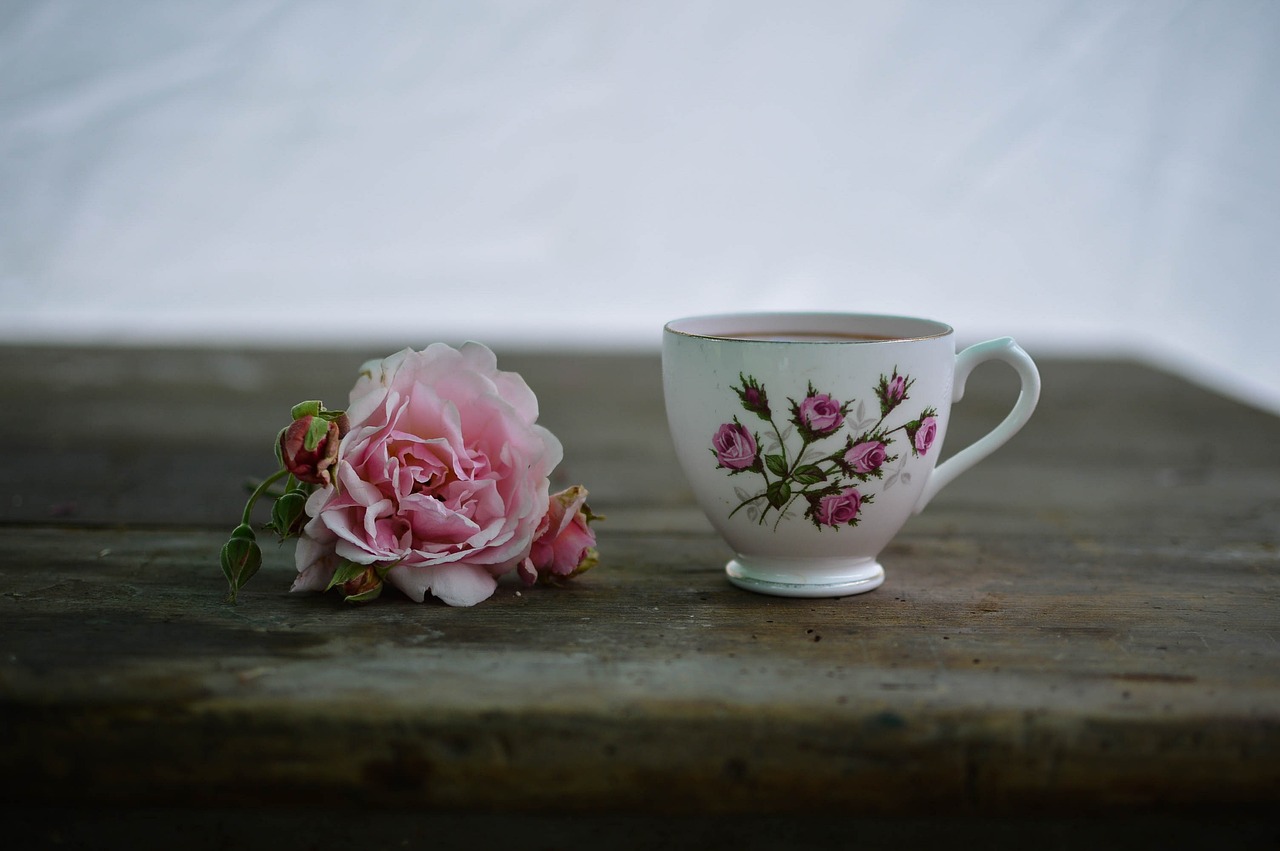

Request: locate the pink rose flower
(845, 440), (886, 474)
(914, 415), (938, 455)
(798, 393), (843, 435)
(517, 485), (599, 585)
(817, 487), (863, 527)
(291, 342), (563, 607)
(713, 422), (757, 470)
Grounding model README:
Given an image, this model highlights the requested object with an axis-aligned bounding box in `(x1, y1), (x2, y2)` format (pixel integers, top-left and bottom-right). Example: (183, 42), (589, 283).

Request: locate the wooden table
(3, 345), (1278, 849)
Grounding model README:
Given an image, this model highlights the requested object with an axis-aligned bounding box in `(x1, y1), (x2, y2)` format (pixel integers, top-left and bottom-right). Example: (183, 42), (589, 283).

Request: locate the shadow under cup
(662, 312), (1040, 598)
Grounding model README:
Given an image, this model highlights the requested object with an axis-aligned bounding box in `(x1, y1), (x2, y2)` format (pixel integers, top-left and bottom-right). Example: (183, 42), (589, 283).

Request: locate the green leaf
(765, 454), (789, 478)
(273, 427), (287, 465)
(325, 559), (369, 592)
(229, 523), (257, 542)
(220, 535), (262, 600)
(291, 400), (323, 420)
(793, 464), (827, 485)
(766, 480), (791, 509)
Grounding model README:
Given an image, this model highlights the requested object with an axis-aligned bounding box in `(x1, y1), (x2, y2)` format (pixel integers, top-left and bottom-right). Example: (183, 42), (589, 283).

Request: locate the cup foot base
(725, 557), (885, 598)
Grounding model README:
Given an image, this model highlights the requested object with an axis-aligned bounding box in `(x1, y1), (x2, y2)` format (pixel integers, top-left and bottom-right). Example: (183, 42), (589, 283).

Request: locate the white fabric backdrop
(2, 1), (1277, 409)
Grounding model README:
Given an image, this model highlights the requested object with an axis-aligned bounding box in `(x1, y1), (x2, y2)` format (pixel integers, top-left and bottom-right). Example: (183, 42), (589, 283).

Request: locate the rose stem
(240, 469), (290, 527)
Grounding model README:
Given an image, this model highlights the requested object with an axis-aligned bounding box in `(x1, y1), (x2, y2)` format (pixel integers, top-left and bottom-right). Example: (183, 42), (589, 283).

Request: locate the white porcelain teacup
(662, 312), (1040, 598)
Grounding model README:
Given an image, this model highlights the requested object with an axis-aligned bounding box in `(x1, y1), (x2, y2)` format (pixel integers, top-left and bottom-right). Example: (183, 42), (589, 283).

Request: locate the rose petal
(459, 341), (539, 423)
(291, 557), (336, 593)
(385, 563), (498, 607)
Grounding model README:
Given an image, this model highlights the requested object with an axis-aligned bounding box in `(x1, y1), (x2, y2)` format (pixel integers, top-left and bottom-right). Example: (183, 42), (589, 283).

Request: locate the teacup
(662, 312), (1040, 597)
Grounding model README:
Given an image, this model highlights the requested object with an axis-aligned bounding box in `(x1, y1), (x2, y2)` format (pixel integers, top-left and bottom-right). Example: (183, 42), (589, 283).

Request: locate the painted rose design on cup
(663, 313), (1040, 598)
(712, 371), (937, 533)
(712, 422), (760, 471)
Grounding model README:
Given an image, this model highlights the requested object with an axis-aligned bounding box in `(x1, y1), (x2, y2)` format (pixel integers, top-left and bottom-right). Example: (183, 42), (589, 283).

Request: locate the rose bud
(220, 523), (262, 601)
(734, 374), (772, 420)
(279, 415), (342, 486)
(341, 565), (384, 603)
(877, 372), (910, 416)
(270, 490), (309, 538)
(887, 374), (907, 404)
(518, 485), (600, 585)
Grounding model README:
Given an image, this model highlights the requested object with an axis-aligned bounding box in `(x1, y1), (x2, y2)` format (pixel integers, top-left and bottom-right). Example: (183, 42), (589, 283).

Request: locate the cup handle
(913, 337), (1041, 514)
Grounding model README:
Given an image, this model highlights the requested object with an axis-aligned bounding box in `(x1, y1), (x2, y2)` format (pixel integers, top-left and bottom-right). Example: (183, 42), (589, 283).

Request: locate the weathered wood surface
(2, 345), (1279, 847)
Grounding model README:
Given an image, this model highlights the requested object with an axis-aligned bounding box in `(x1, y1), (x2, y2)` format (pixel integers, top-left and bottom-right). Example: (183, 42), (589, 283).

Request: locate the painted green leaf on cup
(765, 454), (788, 478)
(793, 464), (827, 485)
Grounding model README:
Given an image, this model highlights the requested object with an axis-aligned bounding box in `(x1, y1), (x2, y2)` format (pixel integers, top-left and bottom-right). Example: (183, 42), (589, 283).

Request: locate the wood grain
(2, 345), (1278, 846)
